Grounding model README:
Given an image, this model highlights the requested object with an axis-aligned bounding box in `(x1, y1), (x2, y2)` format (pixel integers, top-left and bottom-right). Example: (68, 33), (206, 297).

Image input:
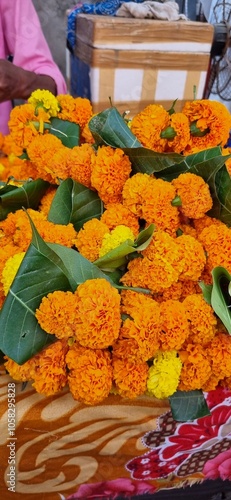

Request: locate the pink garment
(0, 0), (67, 134)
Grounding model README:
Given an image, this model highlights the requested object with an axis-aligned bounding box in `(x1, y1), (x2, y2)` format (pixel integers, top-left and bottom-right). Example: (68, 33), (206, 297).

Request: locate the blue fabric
(67, 0), (144, 51)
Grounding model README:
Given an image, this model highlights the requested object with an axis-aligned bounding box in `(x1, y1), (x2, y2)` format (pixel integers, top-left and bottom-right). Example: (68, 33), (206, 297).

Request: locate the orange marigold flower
(66, 342), (113, 405)
(198, 223), (231, 274)
(35, 290), (79, 339)
(130, 104), (170, 152)
(4, 355), (38, 382)
(182, 99), (231, 154)
(176, 234), (206, 281)
(202, 374), (220, 392)
(165, 112), (191, 153)
(159, 300), (190, 350)
(91, 146), (132, 205)
(75, 278), (121, 349)
(8, 103), (40, 149)
(141, 178), (180, 236)
(32, 340), (68, 396)
(112, 337), (142, 362)
(57, 95), (93, 130)
(75, 218), (109, 262)
(179, 279), (202, 299)
(207, 332), (231, 379)
(122, 173), (152, 218)
(112, 356), (148, 398)
(27, 134), (64, 183)
(67, 143), (95, 188)
(45, 146), (71, 183)
(183, 294), (217, 345)
(154, 281), (183, 303)
(100, 203), (140, 236)
(39, 186), (57, 216)
(193, 215), (223, 237)
(178, 343), (212, 391)
(172, 173), (213, 219)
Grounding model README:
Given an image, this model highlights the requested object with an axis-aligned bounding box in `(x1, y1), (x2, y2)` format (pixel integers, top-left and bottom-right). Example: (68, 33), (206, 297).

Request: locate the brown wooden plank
(91, 98), (194, 117)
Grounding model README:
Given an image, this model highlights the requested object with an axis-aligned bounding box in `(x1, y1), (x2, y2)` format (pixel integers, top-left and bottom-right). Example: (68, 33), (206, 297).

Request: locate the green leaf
(94, 224), (154, 270)
(212, 164), (231, 226)
(50, 117), (80, 148)
(169, 390), (210, 422)
(210, 266), (231, 334)
(199, 281), (212, 305)
(125, 148), (183, 176)
(47, 178), (103, 231)
(89, 107), (141, 148)
(0, 179), (50, 220)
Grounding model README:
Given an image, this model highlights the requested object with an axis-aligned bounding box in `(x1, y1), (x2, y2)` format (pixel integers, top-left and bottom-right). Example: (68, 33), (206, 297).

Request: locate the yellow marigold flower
(100, 203), (139, 236)
(4, 355), (38, 382)
(57, 95), (93, 130)
(159, 300), (190, 351)
(32, 340), (68, 396)
(176, 234), (206, 281)
(122, 173), (152, 218)
(99, 225), (135, 257)
(75, 278), (121, 349)
(28, 89), (59, 117)
(198, 223), (231, 274)
(27, 134), (64, 183)
(172, 173), (213, 219)
(113, 356), (148, 399)
(165, 112), (191, 154)
(1, 251), (25, 295)
(66, 343), (113, 405)
(8, 103), (40, 149)
(91, 145), (132, 205)
(67, 143), (96, 188)
(141, 178), (180, 236)
(182, 99), (231, 154)
(39, 186), (57, 216)
(147, 350), (182, 399)
(207, 332), (231, 379)
(178, 343), (212, 391)
(183, 294), (217, 345)
(75, 218), (109, 262)
(130, 104), (170, 152)
(35, 291), (79, 339)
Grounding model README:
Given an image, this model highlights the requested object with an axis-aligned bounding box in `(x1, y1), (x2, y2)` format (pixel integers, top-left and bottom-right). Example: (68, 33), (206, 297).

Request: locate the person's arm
(0, 59), (57, 103)
(1, 0), (67, 98)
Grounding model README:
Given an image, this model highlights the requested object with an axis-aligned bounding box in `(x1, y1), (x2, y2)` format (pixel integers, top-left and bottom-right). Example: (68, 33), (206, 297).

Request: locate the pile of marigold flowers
(0, 90), (231, 415)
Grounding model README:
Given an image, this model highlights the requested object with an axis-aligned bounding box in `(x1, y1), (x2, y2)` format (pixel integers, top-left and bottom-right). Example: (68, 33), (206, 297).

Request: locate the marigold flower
(130, 104), (170, 152)
(122, 173), (152, 218)
(165, 112), (190, 153)
(91, 146), (132, 205)
(66, 342), (113, 405)
(141, 178), (180, 236)
(45, 146), (71, 183)
(75, 219), (109, 262)
(182, 99), (231, 154)
(176, 234), (206, 281)
(198, 223), (231, 273)
(4, 355), (38, 382)
(99, 225), (135, 257)
(207, 332), (231, 380)
(57, 95), (93, 130)
(112, 356), (148, 398)
(100, 203), (139, 236)
(67, 143), (95, 188)
(27, 134), (64, 183)
(159, 300), (190, 350)
(8, 103), (40, 149)
(39, 186), (57, 216)
(172, 173), (213, 219)
(28, 89), (60, 117)
(147, 350), (182, 399)
(74, 278), (121, 349)
(1, 251), (25, 295)
(178, 343), (212, 391)
(183, 294), (217, 345)
(32, 340), (68, 396)
(35, 291), (79, 339)
(112, 337), (141, 362)
(193, 215), (223, 237)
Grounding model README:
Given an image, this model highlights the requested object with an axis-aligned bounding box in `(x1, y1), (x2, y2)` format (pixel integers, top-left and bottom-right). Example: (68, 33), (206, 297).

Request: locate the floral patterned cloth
(0, 369), (231, 499)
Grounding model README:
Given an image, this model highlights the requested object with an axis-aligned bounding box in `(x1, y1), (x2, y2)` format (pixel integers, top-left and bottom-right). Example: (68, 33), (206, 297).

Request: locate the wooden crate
(72, 14), (214, 115)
